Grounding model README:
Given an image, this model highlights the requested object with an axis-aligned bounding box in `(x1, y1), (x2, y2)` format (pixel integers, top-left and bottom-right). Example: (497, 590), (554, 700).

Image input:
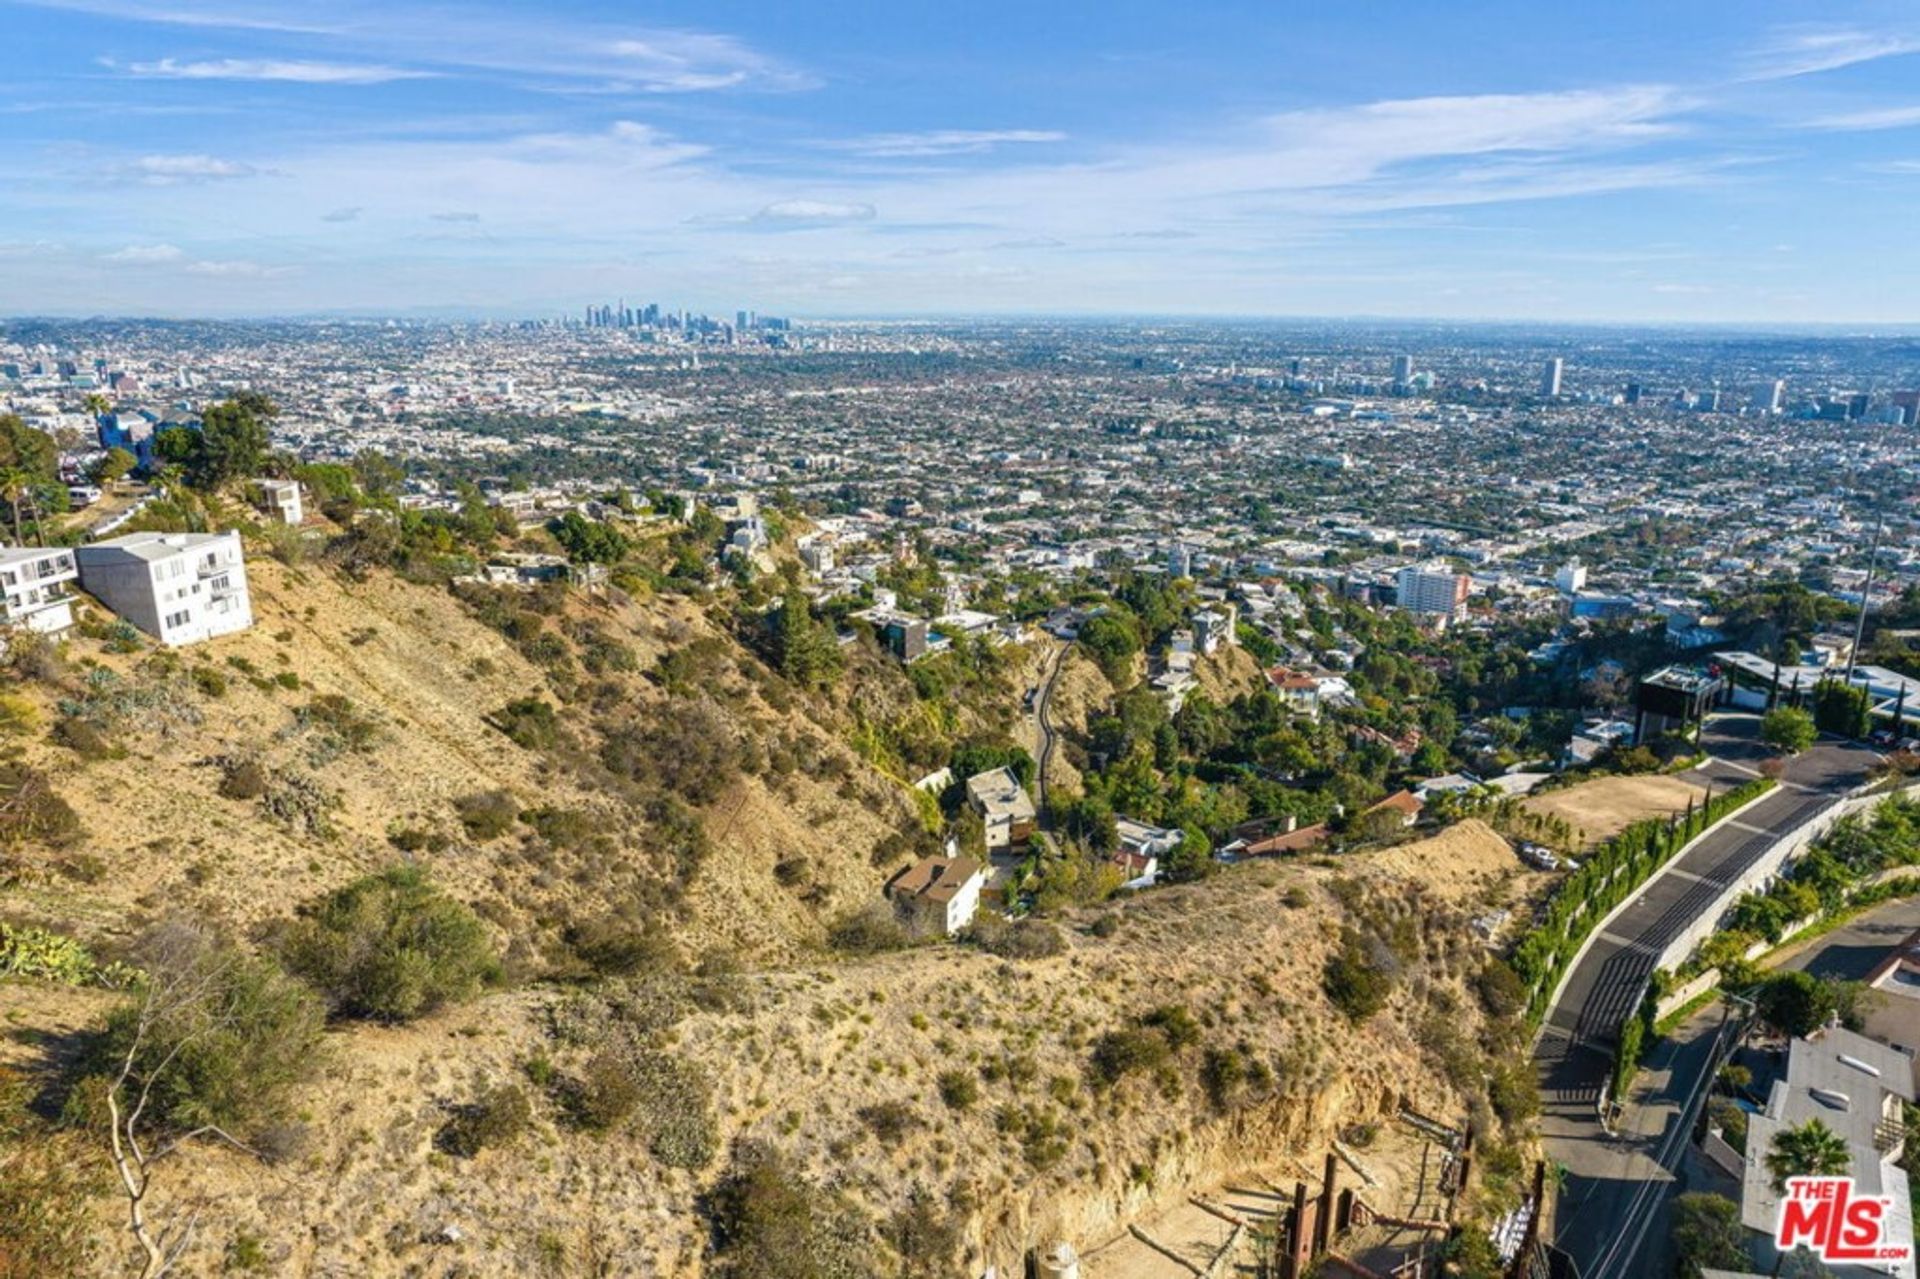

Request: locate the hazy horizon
(4, 0), (1920, 323)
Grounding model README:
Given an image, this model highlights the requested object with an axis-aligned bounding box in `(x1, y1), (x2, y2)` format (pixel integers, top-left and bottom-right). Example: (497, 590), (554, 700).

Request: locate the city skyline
(4, 0), (1920, 322)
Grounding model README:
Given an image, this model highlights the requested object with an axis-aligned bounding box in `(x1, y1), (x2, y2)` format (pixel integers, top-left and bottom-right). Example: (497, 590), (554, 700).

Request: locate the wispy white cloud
(820, 129), (1066, 158)
(1807, 105), (1920, 131)
(751, 199), (877, 224)
(184, 257), (292, 278)
(321, 206), (361, 222)
(110, 153), (262, 184)
(101, 243), (185, 263)
(429, 211), (481, 223)
(1741, 26), (1920, 80)
(111, 56), (436, 84)
(24, 0), (814, 93)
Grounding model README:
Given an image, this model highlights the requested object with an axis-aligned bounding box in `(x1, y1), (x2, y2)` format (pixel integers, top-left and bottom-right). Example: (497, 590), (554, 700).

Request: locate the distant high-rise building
(1555, 560), (1588, 595)
(1624, 382), (1643, 405)
(1891, 390), (1920, 426)
(1695, 389), (1721, 413)
(1396, 562), (1470, 625)
(1540, 357), (1563, 398)
(1753, 379), (1785, 414)
(1391, 354), (1414, 384)
(1168, 543), (1193, 579)
(1848, 392), (1873, 420)
(737, 310), (749, 331)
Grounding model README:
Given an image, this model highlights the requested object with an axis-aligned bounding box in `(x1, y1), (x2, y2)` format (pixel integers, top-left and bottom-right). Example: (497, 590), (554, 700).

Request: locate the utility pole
(1846, 513), (1883, 687)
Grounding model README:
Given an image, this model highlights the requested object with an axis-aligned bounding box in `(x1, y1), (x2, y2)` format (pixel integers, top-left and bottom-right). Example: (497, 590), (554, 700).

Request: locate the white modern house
(1737, 1026), (1916, 1279)
(256, 478), (304, 526)
(75, 531), (253, 646)
(0, 546), (79, 634)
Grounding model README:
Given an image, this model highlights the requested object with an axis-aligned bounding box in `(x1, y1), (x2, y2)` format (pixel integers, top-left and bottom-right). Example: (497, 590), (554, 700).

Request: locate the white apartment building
(0, 546), (79, 634)
(1396, 562), (1469, 624)
(75, 531), (253, 646)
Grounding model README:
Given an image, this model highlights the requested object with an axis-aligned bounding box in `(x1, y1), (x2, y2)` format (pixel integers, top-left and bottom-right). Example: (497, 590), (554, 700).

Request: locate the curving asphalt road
(1537, 714), (1880, 1279)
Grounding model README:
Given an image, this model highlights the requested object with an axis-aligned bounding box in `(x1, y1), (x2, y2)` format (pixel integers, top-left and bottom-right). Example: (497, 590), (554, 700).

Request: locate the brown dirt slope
(1522, 774), (1705, 850)
(35, 852), (1518, 1278)
(2, 556), (910, 963)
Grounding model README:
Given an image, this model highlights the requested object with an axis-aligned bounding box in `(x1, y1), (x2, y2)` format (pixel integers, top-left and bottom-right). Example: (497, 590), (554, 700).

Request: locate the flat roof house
(256, 478), (304, 527)
(76, 531), (253, 647)
(1740, 1027), (1916, 1279)
(0, 546), (79, 634)
(886, 855), (986, 937)
(965, 766), (1037, 852)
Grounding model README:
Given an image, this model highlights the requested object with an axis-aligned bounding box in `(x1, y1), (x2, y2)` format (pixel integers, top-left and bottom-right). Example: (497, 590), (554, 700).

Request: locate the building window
(164, 610), (191, 629)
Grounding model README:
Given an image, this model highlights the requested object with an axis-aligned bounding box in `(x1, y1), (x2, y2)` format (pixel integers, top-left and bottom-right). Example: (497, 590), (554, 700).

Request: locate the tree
(0, 414), (56, 481)
(1761, 706), (1817, 756)
(90, 446), (137, 488)
(1813, 680), (1871, 740)
(1163, 827), (1214, 883)
(165, 396), (276, 492)
(1766, 1117), (1851, 1193)
(549, 510), (630, 564)
(1758, 970), (1838, 1040)
(1078, 612), (1140, 685)
(0, 467), (33, 545)
(1669, 1192), (1750, 1278)
(83, 920), (325, 1278)
(768, 590), (841, 689)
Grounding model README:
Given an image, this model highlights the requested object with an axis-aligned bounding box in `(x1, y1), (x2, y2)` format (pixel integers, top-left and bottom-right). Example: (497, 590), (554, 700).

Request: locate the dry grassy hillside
(0, 830), (1532, 1277)
(1, 560), (1539, 1278)
(0, 555), (918, 966)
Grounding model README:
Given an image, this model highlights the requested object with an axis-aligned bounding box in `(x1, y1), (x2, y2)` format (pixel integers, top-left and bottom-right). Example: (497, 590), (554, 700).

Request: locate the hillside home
(75, 530), (252, 646)
(0, 546), (79, 634)
(1737, 1027), (1916, 1278)
(965, 766), (1036, 852)
(255, 478), (304, 526)
(886, 855), (986, 937)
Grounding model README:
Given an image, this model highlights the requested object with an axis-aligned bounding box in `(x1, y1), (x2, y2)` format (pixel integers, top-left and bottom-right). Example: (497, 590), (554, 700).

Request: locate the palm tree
(0, 466), (30, 546)
(1766, 1117), (1851, 1193)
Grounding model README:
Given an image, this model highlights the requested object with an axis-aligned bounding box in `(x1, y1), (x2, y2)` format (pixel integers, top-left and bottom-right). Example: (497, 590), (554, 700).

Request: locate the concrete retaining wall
(1650, 782), (1920, 976)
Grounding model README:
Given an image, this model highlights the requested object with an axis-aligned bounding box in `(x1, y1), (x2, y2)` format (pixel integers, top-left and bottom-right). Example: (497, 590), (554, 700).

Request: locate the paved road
(1538, 714), (1879, 1278)
(1031, 640), (1069, 819)
(1778, 894), (1920, 983)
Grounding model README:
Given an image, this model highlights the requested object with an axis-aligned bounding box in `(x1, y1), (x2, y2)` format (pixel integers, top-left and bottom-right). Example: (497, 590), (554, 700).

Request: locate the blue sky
(3, 0), (1920, 321)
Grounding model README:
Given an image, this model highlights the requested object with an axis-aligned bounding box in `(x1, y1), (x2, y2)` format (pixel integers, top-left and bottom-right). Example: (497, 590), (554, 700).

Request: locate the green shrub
(76, 922), (326, 1140)
(707, 1141), (877, 1279)
(217, 757), (270, 801)
(490, 698), (560, 750)
(937, 1069), (979, 1110)
(966, 917), (1066, 960)
(857, 1100), (920, 1148)
(564, 1049), (641, 1131)
(1323, 931), (1395, 1021)
(560, 916), (677, 980)
(278, 865), (500, 1022)
(0, 764), (82, 849)
(0, 1068), (98, 1276)
(439, 1085), (532, 1157)
(455, 790), (520, 840)
(827, 903), (911, 955)
(0, 693), (38, 736)
(1088, 1026), (1170, 1086)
